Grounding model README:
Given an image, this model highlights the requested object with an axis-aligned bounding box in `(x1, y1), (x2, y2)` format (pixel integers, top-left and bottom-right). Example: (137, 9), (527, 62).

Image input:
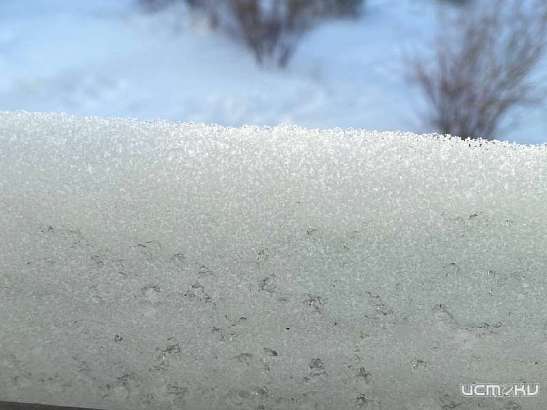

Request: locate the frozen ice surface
(0, 112), (546, 409)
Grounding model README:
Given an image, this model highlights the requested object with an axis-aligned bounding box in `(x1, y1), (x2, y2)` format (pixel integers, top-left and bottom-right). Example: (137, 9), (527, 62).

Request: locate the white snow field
(1, 0), (546, 144)
(1, 112), (547, 410)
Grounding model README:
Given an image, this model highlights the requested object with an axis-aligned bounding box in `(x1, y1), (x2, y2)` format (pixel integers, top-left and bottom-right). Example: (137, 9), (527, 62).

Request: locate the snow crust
(1, 112), (547, 409)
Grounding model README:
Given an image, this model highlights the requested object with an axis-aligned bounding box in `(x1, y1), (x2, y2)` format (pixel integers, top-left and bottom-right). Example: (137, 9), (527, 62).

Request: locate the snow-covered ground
(1, 0), (546, 144)
(1, 113), (547, 409)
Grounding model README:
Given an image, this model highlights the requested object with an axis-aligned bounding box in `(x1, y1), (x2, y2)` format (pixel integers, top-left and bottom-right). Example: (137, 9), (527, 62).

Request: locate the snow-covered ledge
(1, 112), (546, 410)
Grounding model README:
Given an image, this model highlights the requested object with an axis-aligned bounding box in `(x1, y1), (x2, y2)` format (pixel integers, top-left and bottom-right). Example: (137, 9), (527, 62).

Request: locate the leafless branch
(411, 0), (547, 139)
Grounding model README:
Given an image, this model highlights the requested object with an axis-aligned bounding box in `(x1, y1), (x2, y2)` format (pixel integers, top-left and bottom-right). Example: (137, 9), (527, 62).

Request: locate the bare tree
(227, 0), (307, 67)
(142, 0), (364, 67)
(411, 0), (547, 140)
(186, 0), (364, 68)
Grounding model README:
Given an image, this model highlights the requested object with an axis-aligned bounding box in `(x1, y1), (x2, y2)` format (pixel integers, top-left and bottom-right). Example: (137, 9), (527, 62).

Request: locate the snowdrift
(1, 112), (546, 410)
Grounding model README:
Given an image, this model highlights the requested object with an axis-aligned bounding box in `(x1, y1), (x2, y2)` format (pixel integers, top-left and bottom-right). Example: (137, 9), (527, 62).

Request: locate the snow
(0, 0), (546, 144)
(1, 112), (547, 409)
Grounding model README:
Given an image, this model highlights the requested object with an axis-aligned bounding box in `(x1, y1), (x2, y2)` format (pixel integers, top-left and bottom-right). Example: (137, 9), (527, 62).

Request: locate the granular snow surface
(1, 112), (547, 409)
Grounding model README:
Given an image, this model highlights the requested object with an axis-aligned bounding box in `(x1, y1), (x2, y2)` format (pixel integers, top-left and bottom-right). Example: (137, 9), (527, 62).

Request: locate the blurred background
(1, 0), (546, 143)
